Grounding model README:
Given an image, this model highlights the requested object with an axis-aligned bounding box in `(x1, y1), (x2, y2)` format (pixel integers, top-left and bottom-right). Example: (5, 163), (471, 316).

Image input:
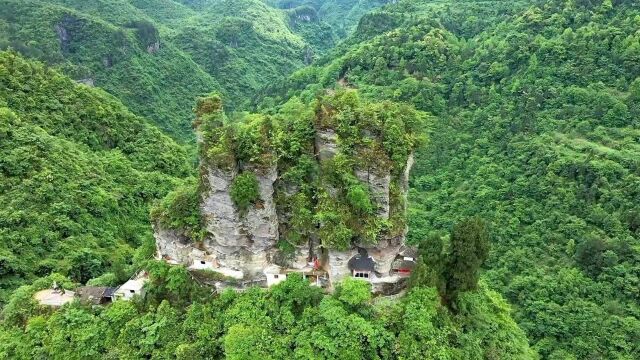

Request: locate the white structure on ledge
(113, 272), (149, 301)
(263, 264), (326, 288)
(188, 257), (244, 280)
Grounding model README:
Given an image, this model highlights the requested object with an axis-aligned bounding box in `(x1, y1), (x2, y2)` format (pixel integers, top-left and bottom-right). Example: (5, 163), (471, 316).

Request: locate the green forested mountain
(267, 0), (391, 38)
(0, 48), (535, 360)
(0, 0), (218, 138)
(163, 0), (321, 109)
(1, 0), (639, 359)
(0, 50), (536, 358)
(260, 0), (640, 358)
(0, 0), (375, 138)
(0, 51), (189, 302)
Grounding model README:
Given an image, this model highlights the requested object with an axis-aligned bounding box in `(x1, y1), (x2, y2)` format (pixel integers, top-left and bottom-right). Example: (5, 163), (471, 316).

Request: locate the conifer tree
(442, 217), (490, 309)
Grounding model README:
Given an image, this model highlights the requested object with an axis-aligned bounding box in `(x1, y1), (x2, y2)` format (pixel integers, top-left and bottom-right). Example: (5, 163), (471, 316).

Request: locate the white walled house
(114, 278), (147, 301)
(264, 265), (287, 287)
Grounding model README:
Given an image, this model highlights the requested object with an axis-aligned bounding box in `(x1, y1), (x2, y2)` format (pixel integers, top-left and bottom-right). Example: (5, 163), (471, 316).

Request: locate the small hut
(264, 264), (287, 287)
(391, 247), (417, 276)
(76, 286), (116, 305)
(113, 277), (148, 301)
(348, 248), (376, 280)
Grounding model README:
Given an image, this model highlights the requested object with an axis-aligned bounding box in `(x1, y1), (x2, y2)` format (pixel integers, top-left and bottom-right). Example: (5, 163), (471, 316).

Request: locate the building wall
(266, 273), (287, 287)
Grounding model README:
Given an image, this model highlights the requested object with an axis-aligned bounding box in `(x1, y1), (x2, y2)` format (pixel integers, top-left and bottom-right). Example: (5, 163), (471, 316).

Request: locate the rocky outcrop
(315, 129), (338, 161)
(154, 93), (419, 292)
(356, 169), (391, 219)
(155, 150), (413, 287)
(54, 15), (82, 54)
(154, 226), (204, 264)
(326, 248), (359, 285)
(243, 165), (279, 251)
(155, 161), (279, 279)
(198, 164), (279, 278)
(202, 167), (246, 248)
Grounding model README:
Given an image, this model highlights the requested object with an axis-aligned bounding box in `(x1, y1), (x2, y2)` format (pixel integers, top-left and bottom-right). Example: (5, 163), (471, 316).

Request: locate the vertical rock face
(154, 93), (422, 292)
(242, 165), (279, 251)
(55, 15), (81, 54)
(326, 248), (359, 284)
(155, 163), (279, 278)
(199, 164), (279, 278)
(356, 169), (391, 219)
(202, 167), (247, 248)
(154, 226), (199, 264)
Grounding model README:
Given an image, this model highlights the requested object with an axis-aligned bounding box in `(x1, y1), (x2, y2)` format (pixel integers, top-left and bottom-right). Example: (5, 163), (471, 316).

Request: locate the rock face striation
(201, 164), (279, 278)
(154, 92), (423, 293)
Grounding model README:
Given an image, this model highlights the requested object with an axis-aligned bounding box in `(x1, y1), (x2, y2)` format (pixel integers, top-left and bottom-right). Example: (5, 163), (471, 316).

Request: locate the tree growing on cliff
(230, 172), (261, 212)
(409, 233), (446, 292)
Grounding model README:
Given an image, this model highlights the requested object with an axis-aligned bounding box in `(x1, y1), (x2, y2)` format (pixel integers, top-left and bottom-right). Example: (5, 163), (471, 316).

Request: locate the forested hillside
(1, 0), (639, 359)
(0, 0), (218, 137)
(0, 57), (536, 357)
(0, 51), (189, 302)
(0, 271), (535, 359)
(267, 0), (391, 38)
(260, 0), (640, 358)
(0, 0), (377, 138)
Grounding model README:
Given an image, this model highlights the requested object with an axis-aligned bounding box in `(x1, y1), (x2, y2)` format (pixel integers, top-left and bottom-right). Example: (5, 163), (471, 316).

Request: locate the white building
(113, 277), (148, 301)
(264, 265), (287, 287)
(263, 264), (327, 288)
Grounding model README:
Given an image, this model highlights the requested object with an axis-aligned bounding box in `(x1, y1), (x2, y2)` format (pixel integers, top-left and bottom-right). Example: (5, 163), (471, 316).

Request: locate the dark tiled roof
(76, 286), (114, 304)
(348, 249), (376, 272)
(399, 247), (418, 259)
(103, 287), (116, 298)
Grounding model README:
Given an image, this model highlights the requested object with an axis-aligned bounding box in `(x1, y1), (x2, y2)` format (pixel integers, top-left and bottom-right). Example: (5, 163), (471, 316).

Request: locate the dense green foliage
(0, 0), (218, 138)
(260, 0), (640, 357)
(443, 218), (490, 307)
(3, 0), (639, 358)
(230, 172), (261, 212)
(412, 218), (491, 311)
(165, 0), (313, 111)
(0, 51), (189, 303)
(0, 0), (381, 138)
(0, 268), (535, 359)
(268, 0), (390, 40)
(150, 177), (204, 240)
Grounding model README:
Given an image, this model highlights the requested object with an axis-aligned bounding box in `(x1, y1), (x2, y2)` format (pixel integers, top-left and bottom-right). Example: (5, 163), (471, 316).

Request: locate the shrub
(230, 172), (260, 212)
(346, 183), (374, 214)
(150, 178), (203, 240)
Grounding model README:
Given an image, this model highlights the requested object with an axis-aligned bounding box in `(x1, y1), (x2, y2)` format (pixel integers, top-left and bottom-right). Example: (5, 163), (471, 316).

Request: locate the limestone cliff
(154, 91), (426, 291)
(201, 164), (279, 278)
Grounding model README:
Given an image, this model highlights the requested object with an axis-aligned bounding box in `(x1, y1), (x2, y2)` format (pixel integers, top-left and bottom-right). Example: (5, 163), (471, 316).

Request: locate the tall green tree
(442, 218), (490, 309)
